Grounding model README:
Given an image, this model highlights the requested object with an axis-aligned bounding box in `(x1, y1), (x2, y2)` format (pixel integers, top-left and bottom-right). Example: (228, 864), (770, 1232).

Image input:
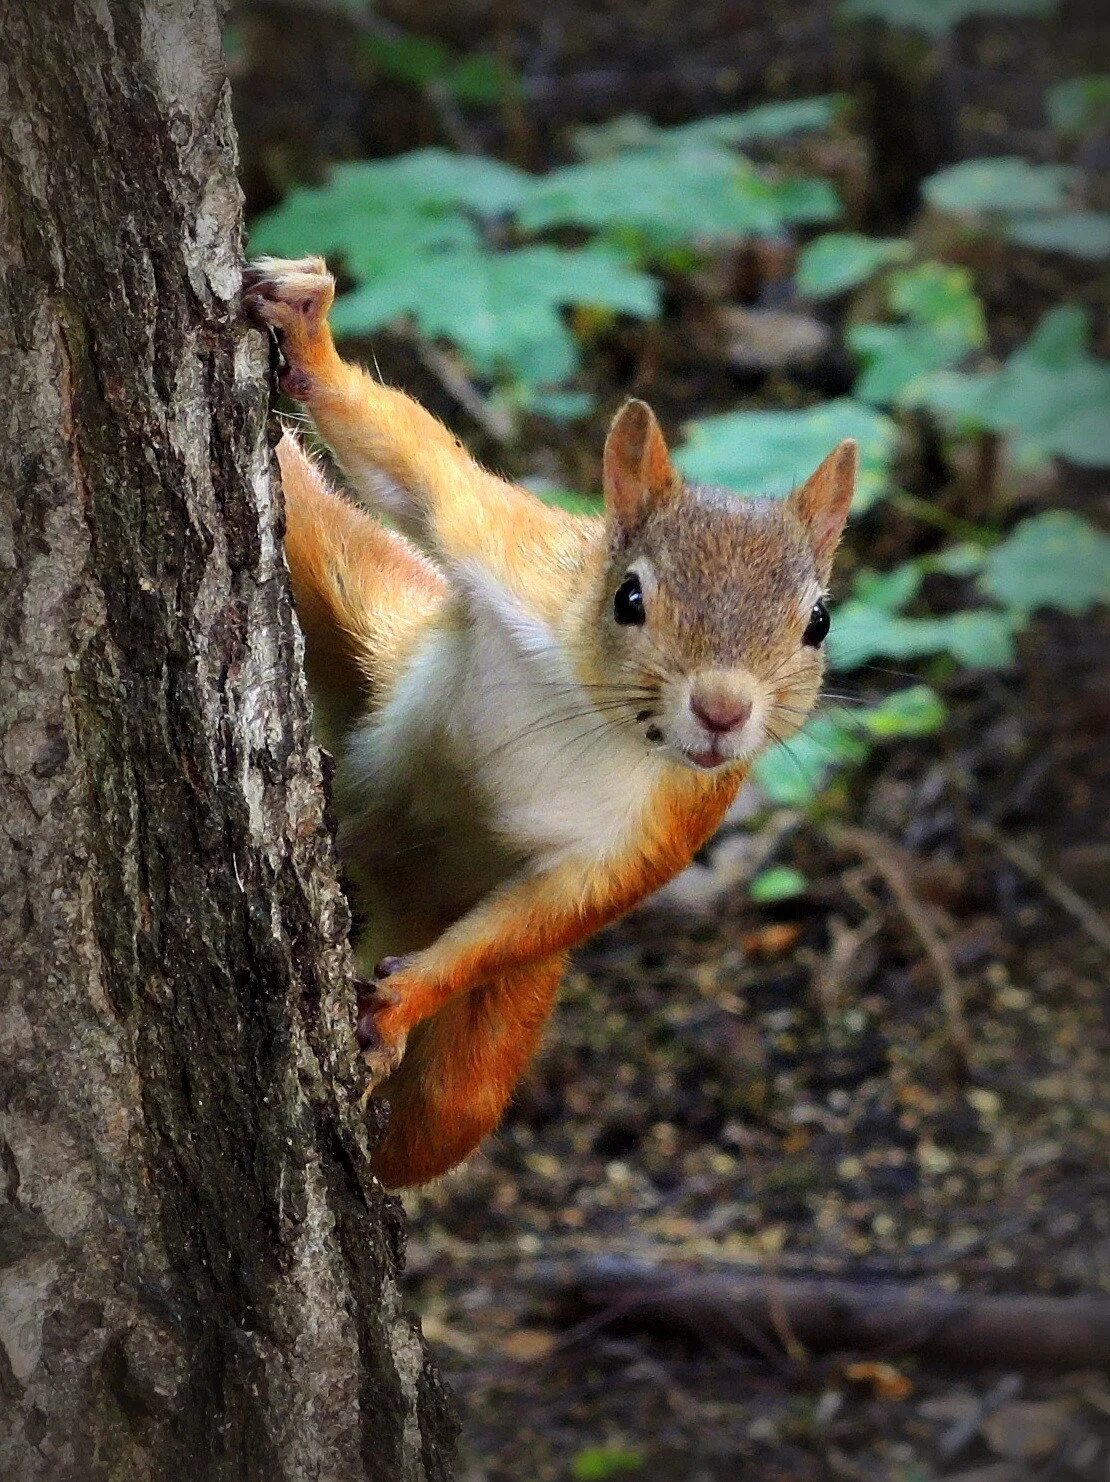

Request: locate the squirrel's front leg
(355, 856), (666, 1089)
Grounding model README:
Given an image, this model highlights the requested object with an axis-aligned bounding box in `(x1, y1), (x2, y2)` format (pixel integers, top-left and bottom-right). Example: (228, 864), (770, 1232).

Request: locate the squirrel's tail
(277, 431), (445, 734)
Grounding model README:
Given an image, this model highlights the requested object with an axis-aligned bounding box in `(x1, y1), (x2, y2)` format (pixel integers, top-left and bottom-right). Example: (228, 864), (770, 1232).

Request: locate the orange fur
(278, 432), (445, 722)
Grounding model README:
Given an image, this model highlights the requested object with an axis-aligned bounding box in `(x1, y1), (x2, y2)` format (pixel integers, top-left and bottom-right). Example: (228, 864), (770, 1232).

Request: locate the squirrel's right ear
(603, 400), (679, 532)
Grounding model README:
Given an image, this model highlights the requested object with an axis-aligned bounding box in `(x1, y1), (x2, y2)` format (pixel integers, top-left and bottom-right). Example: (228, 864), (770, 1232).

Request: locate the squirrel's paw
(242, 257), (335, 395)
(355, 975), (408, 1092)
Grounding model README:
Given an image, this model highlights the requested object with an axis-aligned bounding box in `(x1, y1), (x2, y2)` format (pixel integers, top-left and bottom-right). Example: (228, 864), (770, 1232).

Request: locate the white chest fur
(342, 583), (662, 879)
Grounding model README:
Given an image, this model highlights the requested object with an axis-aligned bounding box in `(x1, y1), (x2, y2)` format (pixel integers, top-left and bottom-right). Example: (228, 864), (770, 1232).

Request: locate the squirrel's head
(589, 399), (856, 773)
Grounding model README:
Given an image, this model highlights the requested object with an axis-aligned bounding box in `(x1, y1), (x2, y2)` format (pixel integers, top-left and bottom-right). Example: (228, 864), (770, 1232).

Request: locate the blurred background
(229, 3), (1108, 1478)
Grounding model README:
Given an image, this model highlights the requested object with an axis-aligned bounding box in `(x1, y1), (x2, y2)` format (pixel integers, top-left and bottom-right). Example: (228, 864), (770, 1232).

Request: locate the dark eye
(614, 572), (645, 626)
(803, 599), (830, 647)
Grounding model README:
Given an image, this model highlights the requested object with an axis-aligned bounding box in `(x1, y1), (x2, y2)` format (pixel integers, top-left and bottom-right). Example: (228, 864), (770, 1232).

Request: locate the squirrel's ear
(603, 399), (679, 531)
(789, 438), (857, 583)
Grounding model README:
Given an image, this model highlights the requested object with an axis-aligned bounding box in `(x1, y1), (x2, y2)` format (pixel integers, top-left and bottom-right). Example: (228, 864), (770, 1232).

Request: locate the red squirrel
(243, 256), (856, 1189)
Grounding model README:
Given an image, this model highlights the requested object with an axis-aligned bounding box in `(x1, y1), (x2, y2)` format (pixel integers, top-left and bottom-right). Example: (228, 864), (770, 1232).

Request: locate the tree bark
(0, 3), (455, 1478)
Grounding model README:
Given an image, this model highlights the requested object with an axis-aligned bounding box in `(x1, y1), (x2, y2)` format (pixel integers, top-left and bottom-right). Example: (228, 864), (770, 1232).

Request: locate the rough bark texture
(0, 3), (456, 1478)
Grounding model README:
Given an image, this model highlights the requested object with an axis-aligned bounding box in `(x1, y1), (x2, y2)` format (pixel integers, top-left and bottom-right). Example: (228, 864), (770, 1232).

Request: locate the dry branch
(534, 1258), (1110, 1372)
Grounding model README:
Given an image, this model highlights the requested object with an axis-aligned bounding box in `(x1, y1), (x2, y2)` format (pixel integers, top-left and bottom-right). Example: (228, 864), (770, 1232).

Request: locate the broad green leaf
(850, 321), (975, 406)
(886, 263), (986, 343)
(979, 511), (1110, 613)
(839, 0), (1058, 38)
(1047, 75), (1110, 136)
(251, 152), (530, 263)
(750, 866), (807, 903)
(906, 305), (1110, 466)
(796, 233), (913, 299)
(446, 53), (519, 105)
(523, 479), (599, 513)
(517, 148), (841, 245)
(361, 31), (454, 86)
(923, 157), (1076, 215)
(331, 244), (658, 388)
(1003, 210), (1110, 259)
(664, 96), (846, 148)
(848, 263), (985, 407)
(754, 686), (946, 805)
(828, 604), (1018, 669)
(675, 400), (896, 512)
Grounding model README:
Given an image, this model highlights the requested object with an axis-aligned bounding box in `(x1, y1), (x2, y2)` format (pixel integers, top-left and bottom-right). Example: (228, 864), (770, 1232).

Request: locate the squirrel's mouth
(681, 741), (729, 770)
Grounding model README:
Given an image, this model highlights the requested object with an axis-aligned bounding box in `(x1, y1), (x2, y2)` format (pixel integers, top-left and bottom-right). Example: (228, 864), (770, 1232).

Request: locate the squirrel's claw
(355, 976), (407, 1091)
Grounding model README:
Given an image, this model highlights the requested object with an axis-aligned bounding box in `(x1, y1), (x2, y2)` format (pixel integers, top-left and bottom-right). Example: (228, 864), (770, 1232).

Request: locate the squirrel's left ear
(788, 438), (857, 584)
(603, 399), (680, 532)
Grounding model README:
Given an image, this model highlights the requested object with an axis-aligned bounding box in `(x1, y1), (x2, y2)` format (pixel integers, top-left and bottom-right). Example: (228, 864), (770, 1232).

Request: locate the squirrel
(243, 255), (857, 1190)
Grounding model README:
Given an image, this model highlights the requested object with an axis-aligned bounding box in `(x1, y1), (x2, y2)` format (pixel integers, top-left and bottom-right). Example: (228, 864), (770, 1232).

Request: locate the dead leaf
(500, 1328), (557, 1362)
(844, 1360), (913, 1401)
(741, 922), (802, 959)
(981, 1399), (1071, 1462)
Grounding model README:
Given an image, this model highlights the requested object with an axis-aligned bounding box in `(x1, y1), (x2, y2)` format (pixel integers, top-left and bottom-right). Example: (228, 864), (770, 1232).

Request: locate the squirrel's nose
(689, 686), (752, 735)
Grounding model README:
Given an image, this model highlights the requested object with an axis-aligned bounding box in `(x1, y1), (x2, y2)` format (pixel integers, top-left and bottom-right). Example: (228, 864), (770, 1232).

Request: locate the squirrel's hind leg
(369, 954), (566, 1189)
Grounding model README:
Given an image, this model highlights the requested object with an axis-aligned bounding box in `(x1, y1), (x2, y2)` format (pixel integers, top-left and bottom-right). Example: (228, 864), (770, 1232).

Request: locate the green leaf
(445, 53), (518, 104)
(331, 244), (658, 388)
(796, 233), (913, 299)
(664, 96), (846, 148)
(886, 263), (986, 342)
(754, 687), (946, 805)
(850, 321), (972, 406)
(573, 98), (844, 159)
(361, 31), (454, 86)
(978, 511), (1110, 613)
(1047, 75), (1110, 136)
(750, 867), (807, 903)
(847, 262), (986, 407)
(828, 604), (1018, 669)
(906, 305), (1110, 467)
(675, 400), (896, 512)
(571, 1447), (643, 1481)
(839, 0), (1058, 39)
(923, 157), (1076, 216)
(1003, 210), (1110, 259)
(517, 148), (841, 245)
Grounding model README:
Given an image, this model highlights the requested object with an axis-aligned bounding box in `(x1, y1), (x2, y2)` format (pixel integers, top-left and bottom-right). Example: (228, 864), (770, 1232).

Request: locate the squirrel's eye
(614, 573), (645, 626)
(803, 599), (830, 647)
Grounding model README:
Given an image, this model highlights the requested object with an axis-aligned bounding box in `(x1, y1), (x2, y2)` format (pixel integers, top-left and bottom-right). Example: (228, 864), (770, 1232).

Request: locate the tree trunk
(0, 4), (455, 1478)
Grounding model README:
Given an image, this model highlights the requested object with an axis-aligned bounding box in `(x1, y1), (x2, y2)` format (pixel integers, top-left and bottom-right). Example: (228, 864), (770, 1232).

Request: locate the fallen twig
(532, 1257), (1110, 1371)
(826, 823), (970, 1069)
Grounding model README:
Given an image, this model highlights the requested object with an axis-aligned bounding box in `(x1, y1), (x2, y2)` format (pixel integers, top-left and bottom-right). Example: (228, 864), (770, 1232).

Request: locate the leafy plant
(675, 400), (897, 512)
(839, 0), (1058, 38)
(361, 31), (517, 106)
(922, 156), (1107, 259)
(906, 304), (1110, 466)
(848, 262), (986, 406)
(796, 233), (913, 299)
(330, 244), (657, 393)
(978, 511), (1110, 612)
(754, 687), (947, 807)
(826, 510), (1109, 671)
(750, 867), (808, 903)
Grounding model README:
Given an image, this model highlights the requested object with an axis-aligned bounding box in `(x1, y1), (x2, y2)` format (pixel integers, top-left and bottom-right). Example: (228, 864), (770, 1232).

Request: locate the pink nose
(690, 692), (752, 735)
